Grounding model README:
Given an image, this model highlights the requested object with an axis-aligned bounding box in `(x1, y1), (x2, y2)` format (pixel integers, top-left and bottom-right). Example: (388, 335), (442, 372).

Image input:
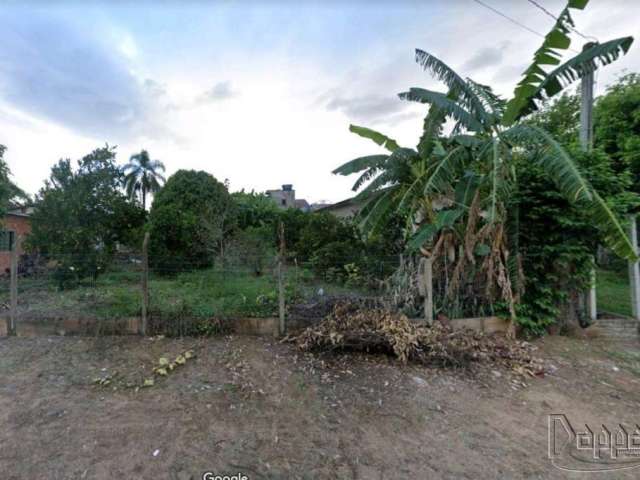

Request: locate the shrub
(28, 146), (145, 288)
(149, 170), (235, 273)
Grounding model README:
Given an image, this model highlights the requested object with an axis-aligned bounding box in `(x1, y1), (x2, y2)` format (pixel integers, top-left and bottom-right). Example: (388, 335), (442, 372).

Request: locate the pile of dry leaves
(289, 302), (543, 375)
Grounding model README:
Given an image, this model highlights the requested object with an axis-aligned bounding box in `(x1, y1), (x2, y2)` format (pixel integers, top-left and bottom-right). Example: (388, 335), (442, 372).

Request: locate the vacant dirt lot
(1, 332), (640, 479)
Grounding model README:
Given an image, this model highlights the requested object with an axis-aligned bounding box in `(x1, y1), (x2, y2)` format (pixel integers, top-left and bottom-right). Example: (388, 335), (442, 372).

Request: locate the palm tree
(123, 150), (166, 210)
(334, 0), (635, 316)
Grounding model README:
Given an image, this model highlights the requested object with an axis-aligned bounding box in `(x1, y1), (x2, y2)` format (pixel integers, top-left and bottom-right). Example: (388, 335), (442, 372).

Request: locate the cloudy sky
(0, 0), (639, 205)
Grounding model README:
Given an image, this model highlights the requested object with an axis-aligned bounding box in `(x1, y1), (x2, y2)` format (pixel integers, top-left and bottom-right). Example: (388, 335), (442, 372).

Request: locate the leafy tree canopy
(334, 0), (635, 328)
(123, 150), (166, 210)
(0, 145), (13, 219)
(594, 73), (640, 189)
(148, 169), (234, 271)
(0, 145), (30, 218)
(232, 190), (280, 231)
(28, 146), (145, 286)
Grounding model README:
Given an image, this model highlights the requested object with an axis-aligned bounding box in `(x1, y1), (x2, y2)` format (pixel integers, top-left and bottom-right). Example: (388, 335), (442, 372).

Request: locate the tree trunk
(554, 289), (584, 335)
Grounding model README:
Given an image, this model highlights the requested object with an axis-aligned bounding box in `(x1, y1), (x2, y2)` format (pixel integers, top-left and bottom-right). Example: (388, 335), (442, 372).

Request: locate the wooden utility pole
(8, 235), (19, 336)
(580, 42), (598, 323)
(141, 232), (150, 336)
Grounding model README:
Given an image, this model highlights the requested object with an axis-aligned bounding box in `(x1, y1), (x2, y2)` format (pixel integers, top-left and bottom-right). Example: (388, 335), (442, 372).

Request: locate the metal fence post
(141, 232), (150, 336)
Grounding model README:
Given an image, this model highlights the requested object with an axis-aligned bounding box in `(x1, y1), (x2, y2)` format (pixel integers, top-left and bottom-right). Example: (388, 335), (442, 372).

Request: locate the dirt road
(1, 333), (639, 479)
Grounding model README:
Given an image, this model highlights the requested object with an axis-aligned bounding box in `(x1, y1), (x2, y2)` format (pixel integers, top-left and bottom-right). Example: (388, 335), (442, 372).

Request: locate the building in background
(266, 184), (311, 212)
(315, 196), (361, 218)
(0, 205), (32, 273)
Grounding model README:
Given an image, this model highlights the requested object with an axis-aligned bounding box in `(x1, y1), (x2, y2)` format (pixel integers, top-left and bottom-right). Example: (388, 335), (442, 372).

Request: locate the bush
(516, 90), (640, 333)
(514, 145), (639, 332)
(225, 191), (404, 288)
(28, 146), (145, 288)
(149, 170), (235, 273)
(225, 225), (276, 275)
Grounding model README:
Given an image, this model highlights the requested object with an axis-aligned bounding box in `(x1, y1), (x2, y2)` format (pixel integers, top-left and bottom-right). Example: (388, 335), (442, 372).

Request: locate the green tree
(148, 170), (234, 272)
(123, 150), (166, 210)
(28, 146), (145, 287)
(594, 73), (640, 187)
(0, 145), (14, 219)
(530, 92), (581, 146)
(334, 0), (635, 322)
(513, 145), (638, 332)
(0, 145), (29, 218)
(515, 79), (640, 331)
(232, 190), (280, 231)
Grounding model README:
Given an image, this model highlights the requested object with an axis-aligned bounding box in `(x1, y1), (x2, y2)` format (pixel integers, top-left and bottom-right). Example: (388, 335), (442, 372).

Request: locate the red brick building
(0, 207), (32, 274)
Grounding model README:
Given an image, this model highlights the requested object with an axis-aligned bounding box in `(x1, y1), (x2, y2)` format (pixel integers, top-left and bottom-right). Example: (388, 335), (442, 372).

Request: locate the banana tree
(334, 0), (634, 317)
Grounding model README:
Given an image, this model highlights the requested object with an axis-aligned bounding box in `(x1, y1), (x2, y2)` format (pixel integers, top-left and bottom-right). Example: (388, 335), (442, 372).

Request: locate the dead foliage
(289, 302), (543, 375)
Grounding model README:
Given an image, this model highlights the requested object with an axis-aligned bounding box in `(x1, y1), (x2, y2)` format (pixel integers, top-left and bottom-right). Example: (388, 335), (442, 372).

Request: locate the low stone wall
(0, 315), (509, 337)
(0, 316), (140, 337)
(222, 317), (320, 336)
(449, 316), (510, 334)
(0, 316), (315, 337)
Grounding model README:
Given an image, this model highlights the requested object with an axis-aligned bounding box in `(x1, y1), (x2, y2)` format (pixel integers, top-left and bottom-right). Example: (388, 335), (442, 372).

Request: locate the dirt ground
(2, 331), (640, 479)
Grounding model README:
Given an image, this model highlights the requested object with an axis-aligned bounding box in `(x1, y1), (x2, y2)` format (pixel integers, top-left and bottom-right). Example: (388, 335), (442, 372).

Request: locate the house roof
(7, 206), (33, 218)
(294, 199), (310, 209)
(316, 196), (359, 212)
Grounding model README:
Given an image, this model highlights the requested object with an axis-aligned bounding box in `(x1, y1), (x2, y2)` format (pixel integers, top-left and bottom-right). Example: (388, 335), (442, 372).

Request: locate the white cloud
(198, 81), (238, 103)
(1, 1), (639, 205)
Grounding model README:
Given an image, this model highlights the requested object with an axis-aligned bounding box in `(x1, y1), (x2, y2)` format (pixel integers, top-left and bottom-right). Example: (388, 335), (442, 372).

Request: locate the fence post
(8, 235), (19, 336)
(277, 222), (286, 337)
(588, 259), (597, 322)
(418, 256), (433, 325)
(141, 232), (150, 336)
(424, 257), (433, 325)
(628, 215), (640, 321)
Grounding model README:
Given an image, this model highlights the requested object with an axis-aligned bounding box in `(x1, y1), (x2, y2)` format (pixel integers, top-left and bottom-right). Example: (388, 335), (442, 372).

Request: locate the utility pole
(579, 44), (595, 151)
(580, 42), (598, 323)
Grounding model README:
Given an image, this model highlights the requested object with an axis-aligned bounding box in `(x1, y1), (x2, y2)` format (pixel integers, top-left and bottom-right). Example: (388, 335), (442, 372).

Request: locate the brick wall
(0, 214), (31, 274)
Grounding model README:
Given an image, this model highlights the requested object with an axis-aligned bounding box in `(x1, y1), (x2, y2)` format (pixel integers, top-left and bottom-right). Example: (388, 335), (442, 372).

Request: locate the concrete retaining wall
(449, 316), (510, 334)
(0, 315), (509, 337)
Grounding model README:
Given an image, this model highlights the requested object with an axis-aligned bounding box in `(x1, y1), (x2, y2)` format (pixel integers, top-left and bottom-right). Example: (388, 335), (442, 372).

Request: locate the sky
(0, 0), (639, 205)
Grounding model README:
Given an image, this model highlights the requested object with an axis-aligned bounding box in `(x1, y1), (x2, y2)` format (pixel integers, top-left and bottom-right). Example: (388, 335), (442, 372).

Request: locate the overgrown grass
(602, 349), (640, 377)
(3, 264), (369, 322)
(596, 268), (631, 317)
(5, 268), (281, 320)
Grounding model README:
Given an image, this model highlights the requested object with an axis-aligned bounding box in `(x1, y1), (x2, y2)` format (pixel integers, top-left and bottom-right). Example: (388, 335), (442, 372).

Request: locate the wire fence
(1, 242), (502, 337)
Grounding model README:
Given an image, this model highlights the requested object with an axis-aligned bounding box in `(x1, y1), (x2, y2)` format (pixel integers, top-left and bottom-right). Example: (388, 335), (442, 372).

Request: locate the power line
(471, 0), (579, 53)
(472, 0), (545, 39)
(526, 0), (597, 42)
(526, 0), (562, 22)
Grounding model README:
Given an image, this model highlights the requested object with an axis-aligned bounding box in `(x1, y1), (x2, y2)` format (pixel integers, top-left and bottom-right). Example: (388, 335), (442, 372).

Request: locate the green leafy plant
(333, 0), (635, 327)
(122, 150), (166, 210)
(28, 146), (145, 288)
(149, 170), (236, 273)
